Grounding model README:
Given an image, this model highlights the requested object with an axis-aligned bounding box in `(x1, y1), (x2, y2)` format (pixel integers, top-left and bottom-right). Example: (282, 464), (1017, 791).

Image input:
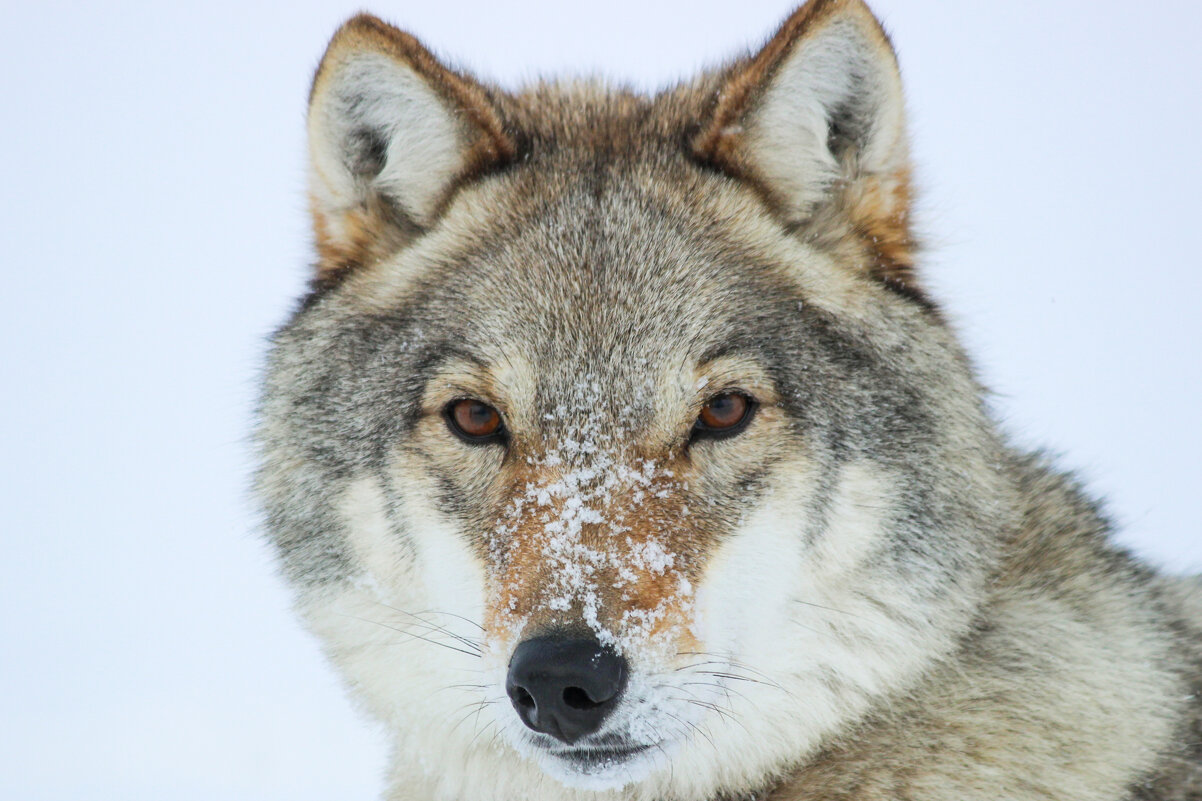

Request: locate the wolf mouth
(547, 743), (654, 768)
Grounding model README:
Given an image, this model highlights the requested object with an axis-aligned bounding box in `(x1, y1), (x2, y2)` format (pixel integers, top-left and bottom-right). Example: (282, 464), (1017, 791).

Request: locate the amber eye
(445, 398), (505, 443)
(693, 392), (756, 441)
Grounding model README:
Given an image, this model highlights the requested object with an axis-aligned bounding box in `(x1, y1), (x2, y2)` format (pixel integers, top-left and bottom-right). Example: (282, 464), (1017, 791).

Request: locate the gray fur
(256, 3), (1201, 799)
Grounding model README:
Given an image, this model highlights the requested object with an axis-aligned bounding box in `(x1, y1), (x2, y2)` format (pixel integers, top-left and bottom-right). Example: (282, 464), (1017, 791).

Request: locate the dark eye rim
(690, 392), (758, 443)
(443, 398), (508, 445)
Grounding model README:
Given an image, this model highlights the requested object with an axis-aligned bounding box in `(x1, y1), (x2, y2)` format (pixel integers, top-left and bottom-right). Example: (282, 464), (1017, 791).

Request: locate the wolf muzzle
(505, 636), (628, 744)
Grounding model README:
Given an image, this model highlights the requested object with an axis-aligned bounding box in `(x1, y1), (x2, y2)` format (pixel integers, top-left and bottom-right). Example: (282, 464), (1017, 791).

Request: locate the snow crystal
(487, 374), (695, 657)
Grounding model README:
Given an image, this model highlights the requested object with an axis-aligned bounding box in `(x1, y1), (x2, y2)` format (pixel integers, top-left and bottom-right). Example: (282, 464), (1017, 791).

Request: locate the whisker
(681, 680), (753, 705)
(694, 670), (771, 688)
(431, 682), (490, 695)
(675, 697), (750, 735)
(685, 653), (791, 694)
(409, 607), (486, 632)
(449, 700), (493, 738)
(677, 654), (769, 678)
(791, 619), (828, 637)
(466, 701), (498, 748)
(663, 710), (716, 753)
(793, 598), (861, 618)
(674, 653), (791, 696)
(373, 603), (484, 653)
(654, 738), (676, 787)
(339, 613), (482, 659)
(674, 686), (735, 722)
(673, 658), (736, 672)
(372, 602), (484, 643)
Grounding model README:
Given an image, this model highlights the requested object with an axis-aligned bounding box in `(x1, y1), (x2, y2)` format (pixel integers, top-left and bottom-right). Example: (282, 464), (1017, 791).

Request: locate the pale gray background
(1, 1), (1198, 798)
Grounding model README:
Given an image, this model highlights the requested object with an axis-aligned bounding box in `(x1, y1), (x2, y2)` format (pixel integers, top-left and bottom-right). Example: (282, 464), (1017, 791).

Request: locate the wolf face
(254, 2), (1088, 799)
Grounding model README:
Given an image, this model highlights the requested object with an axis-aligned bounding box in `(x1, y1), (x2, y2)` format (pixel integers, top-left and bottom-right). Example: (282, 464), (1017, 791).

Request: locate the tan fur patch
(836, 168), (919, 297)
(484, 455), (701, 659)
(310, 192), (412, 284)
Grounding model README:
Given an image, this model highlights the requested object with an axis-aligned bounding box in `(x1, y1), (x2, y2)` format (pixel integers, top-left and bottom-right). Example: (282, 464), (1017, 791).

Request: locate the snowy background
(2, 1), (1199, 798)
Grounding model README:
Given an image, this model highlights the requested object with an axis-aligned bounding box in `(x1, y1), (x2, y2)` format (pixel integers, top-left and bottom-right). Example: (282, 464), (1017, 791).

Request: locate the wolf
(255, 1), (1202, 798)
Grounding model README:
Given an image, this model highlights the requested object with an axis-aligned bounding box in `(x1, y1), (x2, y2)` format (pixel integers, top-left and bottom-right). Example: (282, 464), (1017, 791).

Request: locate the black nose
(506, 636), (628, 744)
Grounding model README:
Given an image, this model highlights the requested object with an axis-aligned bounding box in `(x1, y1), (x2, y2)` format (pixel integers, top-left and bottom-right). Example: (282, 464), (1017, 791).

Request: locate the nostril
(511, 686), (536, 709)
(563, 685), (603, 710)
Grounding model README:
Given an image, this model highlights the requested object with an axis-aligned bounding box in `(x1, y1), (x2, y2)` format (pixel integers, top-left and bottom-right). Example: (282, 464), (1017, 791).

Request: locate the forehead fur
(496, 76), (725, 157)
(334, 78), (818, 392)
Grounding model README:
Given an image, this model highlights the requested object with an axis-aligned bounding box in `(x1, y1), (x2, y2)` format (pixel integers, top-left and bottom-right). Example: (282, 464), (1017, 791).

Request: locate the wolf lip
(549, 743), (653, 765)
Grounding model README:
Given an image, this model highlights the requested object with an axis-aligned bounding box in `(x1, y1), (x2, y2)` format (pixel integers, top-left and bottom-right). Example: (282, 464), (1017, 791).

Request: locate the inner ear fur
(307, 14), (515, 283)
(693, 0), (920, 301)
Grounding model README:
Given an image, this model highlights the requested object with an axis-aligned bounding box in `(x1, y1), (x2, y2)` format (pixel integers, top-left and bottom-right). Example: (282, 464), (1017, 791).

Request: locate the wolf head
(257, 1), (1015, 798)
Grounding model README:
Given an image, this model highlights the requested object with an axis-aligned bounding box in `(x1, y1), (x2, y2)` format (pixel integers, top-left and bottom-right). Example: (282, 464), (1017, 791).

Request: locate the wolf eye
(444, 398), (505, 444)
(692, 392), (756, 441)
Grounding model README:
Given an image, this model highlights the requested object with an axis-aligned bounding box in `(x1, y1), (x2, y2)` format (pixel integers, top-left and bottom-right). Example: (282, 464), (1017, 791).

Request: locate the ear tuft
(307, 15), (514, 282)
(694, 0), (919, 298)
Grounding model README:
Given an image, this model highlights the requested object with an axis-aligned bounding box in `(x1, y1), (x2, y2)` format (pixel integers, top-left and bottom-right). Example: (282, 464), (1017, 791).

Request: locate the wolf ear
(694, 0), (917, 295)
(307, 15), (515, 282)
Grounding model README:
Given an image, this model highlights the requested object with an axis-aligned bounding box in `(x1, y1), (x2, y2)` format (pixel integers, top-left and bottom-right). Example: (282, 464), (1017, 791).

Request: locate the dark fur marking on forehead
(411, 343), (491, 376)
(697, 342), (759, 368)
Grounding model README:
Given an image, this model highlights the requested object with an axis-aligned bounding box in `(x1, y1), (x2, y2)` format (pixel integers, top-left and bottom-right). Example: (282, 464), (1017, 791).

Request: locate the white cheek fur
(302, 461), (950, 801)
